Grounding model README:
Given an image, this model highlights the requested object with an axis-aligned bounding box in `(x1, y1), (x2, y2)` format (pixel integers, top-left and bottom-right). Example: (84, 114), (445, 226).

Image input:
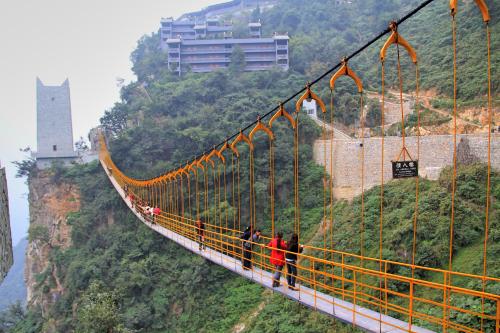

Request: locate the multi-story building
(160, 18), (289, 75)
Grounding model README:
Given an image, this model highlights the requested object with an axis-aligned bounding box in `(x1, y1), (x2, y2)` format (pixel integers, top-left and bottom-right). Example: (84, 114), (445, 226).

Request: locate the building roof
(273, 35), (289, 40)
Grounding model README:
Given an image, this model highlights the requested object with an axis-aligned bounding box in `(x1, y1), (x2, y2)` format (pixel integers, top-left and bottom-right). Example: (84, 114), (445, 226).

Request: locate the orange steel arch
(380, 23), (417, 64)
(249, 118), (274, 142)
(296, 84), (327, 113)
(269, 103), (296, 129)
(450, 0), (489, 22)
(207, 147), (225, 164)
(230, 131), (254, 157)
(218, 141), (231, 157)
(330, 59), (363, 93)
(203, 154), (215, 169)
(182, 164), (191, 176)
(189, 160), (199, 175)
(197, 155), (207, 171)
(178, 167), (189, 178)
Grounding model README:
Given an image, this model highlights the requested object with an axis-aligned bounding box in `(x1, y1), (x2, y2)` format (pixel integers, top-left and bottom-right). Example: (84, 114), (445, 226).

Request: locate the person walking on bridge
(241, 228), (262, 270)
(240, 226), (252, 270)
(138, 203), (151, 221)
(152, 206), (161, 224)
(285, 233), (303, 290)
(196, 219), (206, 251)
(268, 232), (287, 288)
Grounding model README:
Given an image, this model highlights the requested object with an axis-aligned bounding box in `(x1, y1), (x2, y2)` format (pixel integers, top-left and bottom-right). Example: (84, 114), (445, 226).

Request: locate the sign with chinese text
(392, 160), (418, 179)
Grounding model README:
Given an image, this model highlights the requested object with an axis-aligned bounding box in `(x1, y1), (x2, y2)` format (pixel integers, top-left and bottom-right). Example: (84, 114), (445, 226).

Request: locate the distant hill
(0, 238), (27, 311)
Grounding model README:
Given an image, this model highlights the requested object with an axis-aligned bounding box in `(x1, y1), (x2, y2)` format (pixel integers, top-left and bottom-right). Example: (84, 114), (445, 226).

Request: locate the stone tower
(34, 78), (78, 169)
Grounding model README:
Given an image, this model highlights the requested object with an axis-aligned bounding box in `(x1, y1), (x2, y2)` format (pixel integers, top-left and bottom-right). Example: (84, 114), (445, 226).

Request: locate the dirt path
(386, 89), (481, 128)
(231, 300), (267, 333)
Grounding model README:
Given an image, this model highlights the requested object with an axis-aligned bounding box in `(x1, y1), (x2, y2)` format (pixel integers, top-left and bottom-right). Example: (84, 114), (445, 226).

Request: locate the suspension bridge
(99, 0), (498, 332)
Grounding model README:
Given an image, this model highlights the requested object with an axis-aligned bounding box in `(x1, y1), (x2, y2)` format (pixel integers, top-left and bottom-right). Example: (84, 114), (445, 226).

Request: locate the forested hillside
(3, 0), (497, 332)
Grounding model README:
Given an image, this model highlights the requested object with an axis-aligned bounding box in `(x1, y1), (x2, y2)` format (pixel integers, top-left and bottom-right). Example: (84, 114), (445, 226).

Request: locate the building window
(53, 145), (57, 151)
(51, 97), (55, 101)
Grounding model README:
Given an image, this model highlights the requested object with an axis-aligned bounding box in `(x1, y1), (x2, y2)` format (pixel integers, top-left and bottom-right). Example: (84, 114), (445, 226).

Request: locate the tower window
(53, 145), (57, 151)
(51, 97), (55, 101)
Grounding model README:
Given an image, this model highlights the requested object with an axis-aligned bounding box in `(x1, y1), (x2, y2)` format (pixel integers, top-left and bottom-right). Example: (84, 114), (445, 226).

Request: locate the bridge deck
(103, 161), (434, 333)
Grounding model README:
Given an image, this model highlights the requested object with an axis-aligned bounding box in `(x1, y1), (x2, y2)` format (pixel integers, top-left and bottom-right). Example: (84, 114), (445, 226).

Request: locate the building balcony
(189, 64), (228, 72)
(276, 54), (288, 60)
(206, 26), (232, 32)
(245, 55), (276, 61)
(182, 57), (230, 64)
(181, 48), (230, 55)
(172, 27), (195, 33)
(276, 45), (288, 50)
(241, 47), (276, 52)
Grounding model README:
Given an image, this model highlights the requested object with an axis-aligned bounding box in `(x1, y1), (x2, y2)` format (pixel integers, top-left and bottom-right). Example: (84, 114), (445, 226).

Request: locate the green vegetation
(27, 225), (49, 244)
(5, 0), (498, 332)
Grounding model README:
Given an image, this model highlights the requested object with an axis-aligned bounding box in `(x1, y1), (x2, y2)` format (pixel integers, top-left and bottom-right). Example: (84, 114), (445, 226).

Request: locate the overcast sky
(0, 0), (222, 246)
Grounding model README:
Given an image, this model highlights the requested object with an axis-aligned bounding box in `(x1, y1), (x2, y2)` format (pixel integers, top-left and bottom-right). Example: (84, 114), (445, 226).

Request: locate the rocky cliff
(25, 170), (79, 316)
(0, 165), (13, 284)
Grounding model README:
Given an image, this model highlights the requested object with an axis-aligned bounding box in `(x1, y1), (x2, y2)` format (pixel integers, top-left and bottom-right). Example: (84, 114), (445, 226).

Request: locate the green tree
(76, 282), (128, 333)
(28, 225), (49, 244)
(0, 302), (25, 332)
(251, 5), (261, 22)
(229, 45), (246, 73)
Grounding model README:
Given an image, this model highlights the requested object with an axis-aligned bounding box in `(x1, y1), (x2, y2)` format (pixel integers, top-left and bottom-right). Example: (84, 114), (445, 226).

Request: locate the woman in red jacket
(268, 231), (287, 287)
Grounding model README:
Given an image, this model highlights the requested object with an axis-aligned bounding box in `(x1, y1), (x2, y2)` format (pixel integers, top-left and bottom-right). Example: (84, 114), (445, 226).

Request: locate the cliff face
(25, 171), (79, 315)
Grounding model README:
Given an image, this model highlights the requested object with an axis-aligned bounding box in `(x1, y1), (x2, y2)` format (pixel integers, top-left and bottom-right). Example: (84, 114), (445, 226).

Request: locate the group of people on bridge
(123, 184), (304, 290)
(124, 185), (161, 224)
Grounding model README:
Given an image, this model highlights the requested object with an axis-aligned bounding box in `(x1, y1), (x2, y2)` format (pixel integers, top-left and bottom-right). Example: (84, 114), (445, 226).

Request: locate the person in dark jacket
(285, 233), (303, 290)
(240, 226), (252, 270)
(196, 219), (205, 250)
(268, 231), (287, 287)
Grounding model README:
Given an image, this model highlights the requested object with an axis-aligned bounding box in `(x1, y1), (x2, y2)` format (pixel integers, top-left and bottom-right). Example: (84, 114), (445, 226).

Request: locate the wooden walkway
(103, 161), (435, 333)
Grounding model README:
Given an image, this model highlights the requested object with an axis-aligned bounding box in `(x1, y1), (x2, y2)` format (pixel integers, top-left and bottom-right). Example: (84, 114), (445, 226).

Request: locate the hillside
(4, 0), (498, 332)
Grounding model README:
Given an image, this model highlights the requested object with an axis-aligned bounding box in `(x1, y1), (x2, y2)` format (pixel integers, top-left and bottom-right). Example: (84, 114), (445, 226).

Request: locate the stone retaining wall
(314, 133), (500, 200)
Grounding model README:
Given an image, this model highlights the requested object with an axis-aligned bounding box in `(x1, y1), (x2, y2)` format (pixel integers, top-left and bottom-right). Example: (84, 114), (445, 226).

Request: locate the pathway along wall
(0, 165), (13, 283)
(314, 133), (500, 200)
